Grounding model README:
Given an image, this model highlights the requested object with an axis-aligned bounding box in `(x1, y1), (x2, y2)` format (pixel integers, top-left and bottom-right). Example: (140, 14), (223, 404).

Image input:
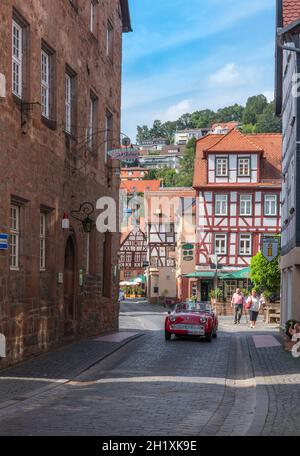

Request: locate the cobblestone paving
(0, 301), (299, 436)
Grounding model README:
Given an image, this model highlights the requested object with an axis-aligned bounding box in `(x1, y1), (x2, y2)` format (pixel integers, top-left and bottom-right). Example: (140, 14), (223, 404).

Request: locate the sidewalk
(0, 331), (143, 409)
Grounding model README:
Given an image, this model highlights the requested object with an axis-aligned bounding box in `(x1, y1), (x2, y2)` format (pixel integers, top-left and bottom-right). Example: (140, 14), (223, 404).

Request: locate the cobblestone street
(0, 300), (299, 436)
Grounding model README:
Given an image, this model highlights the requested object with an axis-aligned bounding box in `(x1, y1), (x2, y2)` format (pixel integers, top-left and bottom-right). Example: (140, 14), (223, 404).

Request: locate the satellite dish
(122, 136), (131, 147)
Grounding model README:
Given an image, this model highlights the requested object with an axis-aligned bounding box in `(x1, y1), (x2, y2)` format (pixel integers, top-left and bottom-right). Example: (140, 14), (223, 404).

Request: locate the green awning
(183, 272), (217, 279)
(128, 275), (146, 284)
(221, 267), (250, 280)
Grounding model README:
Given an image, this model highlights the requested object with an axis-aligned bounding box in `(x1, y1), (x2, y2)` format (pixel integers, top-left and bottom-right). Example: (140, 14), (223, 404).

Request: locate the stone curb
(0, 332), (144, 412)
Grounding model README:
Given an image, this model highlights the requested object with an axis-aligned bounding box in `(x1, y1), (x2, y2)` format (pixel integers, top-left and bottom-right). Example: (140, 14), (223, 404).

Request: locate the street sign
(0, 234), (8, 250)
(182, 243), (194, 250)
(261, 236), (279, 262)
(183, 256), (193, 262)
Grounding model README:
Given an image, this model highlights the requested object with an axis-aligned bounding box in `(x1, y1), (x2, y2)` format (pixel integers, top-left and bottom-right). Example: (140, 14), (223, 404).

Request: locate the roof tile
(283, 0), (300, 26)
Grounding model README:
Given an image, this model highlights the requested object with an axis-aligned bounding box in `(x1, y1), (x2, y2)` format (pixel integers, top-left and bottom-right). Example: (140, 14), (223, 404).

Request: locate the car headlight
(200, 317), (207, 324)
(170, 316), (177, 323)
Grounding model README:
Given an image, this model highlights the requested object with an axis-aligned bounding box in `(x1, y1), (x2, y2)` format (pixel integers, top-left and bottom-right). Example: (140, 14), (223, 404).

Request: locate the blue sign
(0, 234), (8, 250)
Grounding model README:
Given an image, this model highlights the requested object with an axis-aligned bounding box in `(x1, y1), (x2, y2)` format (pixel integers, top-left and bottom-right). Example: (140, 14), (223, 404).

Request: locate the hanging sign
(261, 236), (279, 262)
(0, 234), (8, 250)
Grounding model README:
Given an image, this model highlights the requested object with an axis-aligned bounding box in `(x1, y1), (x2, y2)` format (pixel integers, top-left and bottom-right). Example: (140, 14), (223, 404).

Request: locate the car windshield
(175, 302), (212, 313)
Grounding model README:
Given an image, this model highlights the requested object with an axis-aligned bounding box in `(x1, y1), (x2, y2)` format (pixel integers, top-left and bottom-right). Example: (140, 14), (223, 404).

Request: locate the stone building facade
(0, 0), (132, 366)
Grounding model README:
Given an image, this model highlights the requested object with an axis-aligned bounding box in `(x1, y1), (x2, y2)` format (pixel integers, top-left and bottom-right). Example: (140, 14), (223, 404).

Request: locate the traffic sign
(261, 236), (279, 262)
(0, 234), (8, 250)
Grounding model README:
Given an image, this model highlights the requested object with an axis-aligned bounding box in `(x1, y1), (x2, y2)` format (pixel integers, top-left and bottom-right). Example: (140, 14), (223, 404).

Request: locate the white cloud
(158, 100), (192, 121)
(209, 63), (240, 86)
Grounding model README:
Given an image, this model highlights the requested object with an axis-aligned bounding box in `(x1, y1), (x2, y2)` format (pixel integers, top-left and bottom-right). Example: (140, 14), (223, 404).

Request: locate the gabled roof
(211, 121), (240, 130)
(120, 179), (161, 193)
(205, 129), (263, 153)
(193, 131), (282, 188)
(193, 134), (226, 188)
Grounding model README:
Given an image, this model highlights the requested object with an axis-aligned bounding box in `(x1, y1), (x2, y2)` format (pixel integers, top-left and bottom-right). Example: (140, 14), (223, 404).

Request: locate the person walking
(231, 288), (245, 325)
(246, 290), (263, 329)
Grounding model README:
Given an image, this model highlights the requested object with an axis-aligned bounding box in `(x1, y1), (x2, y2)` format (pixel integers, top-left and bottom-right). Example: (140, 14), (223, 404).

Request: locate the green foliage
(250, 252), (281, 295)
(136, 94), (281, 145)
(242, 94), (268, 125)
(255, 101), (282, 133)
(209, 288), (223, 301)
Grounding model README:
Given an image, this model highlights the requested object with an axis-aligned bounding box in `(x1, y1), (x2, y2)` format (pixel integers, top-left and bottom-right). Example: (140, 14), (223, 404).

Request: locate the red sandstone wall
(0, 0), (124, 366)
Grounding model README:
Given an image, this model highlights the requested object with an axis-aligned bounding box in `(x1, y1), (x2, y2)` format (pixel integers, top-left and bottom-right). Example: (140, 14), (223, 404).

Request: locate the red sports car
(165, 301), (218, 342)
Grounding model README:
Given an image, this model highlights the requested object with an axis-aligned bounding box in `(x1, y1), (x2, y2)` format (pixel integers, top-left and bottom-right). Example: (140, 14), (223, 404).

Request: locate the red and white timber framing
(196, 188), (281, 269)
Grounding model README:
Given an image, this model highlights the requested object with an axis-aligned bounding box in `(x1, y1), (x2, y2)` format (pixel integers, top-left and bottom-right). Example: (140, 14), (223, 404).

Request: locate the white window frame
(90, 1), (95, 33)
(105, 110), (113, 163)
(238, 157), (251, 177)
(88, 95), (95, 149)
(40, 213), (46, 271)
(215, 194), (228, 216)
(264, 194), (278, 216)
(12, 20), (23, 98)
(10, 205), (20, 270)
(216, 157), (228, 177)
(239, 234), (252, 256)
(240, 195), (252, 216)
(41, 50), (50, 118)
(215, 234), (227, 255)
(65, 73), (72, 134)
(106, 20), (113, 58)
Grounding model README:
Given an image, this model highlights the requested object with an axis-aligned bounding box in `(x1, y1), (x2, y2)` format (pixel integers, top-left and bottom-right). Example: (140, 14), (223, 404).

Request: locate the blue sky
(121, 0), (276, 142)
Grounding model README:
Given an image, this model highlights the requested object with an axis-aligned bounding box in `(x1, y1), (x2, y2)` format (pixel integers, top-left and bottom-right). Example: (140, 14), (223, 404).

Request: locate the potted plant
(284, 319), (299, 352)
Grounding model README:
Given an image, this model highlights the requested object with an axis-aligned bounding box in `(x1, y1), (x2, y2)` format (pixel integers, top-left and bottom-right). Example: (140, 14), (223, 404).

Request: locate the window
(12, 20), (23, 97)
(40, 213), (46, 271)
(88, 94), (97, 149)
(124, 271), (132, 279)
(105, 110), (113, 162)
(239, 234), (252, 256)
(215, 194), (228, 216)
(65, 74), (72, 133)
(238, 157), (251, 176)
(103, 232), (111, 298)
(65, 70), (75, 134)
(90, 1), (96, 33)
(10, 205), (20, 269)
(240, 195), (252, 216)
(106, 20), (114, 59)
(215, 234), (227, 255)
(264, 195), (278, 216)
(41, 50), (50, 118)
(216, 157), (228, 177)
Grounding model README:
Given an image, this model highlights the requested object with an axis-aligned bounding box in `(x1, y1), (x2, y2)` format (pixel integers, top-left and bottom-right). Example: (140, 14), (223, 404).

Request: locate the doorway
(64, 236), (76, 322)
(201, 281), (210, 302)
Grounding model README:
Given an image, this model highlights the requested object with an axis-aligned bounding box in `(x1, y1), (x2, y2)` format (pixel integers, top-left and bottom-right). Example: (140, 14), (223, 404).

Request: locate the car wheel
(165, 331), (172, 341)
(212, 328), (217, 339)
(205, 332), (212, 342)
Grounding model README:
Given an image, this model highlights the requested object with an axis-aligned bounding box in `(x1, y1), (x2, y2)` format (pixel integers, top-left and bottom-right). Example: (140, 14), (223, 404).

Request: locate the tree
(250, 252), (281, 297)
(242, 94), (268, 125)
(150, 120), (165, 139)
(255, 102), (282, 133)
(136, 125), (151, 144)
(216, 104), (244, 123)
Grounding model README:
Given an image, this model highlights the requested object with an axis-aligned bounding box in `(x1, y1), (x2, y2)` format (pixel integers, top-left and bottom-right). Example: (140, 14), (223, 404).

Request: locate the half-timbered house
(119, 227), (148, 282)
(192, 129), (282, 302)
(145, 188), (196, 303)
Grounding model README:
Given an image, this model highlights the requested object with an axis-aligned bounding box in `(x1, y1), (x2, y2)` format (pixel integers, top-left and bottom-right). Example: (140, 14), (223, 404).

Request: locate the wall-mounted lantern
(70, 202), (95, 232)
(62, 213), (70, 230)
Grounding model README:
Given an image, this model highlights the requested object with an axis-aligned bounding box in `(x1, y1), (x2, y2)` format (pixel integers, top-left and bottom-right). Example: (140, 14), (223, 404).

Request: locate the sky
(121, 0), (276, 142)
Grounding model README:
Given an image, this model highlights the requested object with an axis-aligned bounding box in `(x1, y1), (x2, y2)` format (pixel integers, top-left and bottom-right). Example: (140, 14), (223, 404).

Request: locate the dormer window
(238, 157), (251, 177)
(216, 157), (228, 177)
